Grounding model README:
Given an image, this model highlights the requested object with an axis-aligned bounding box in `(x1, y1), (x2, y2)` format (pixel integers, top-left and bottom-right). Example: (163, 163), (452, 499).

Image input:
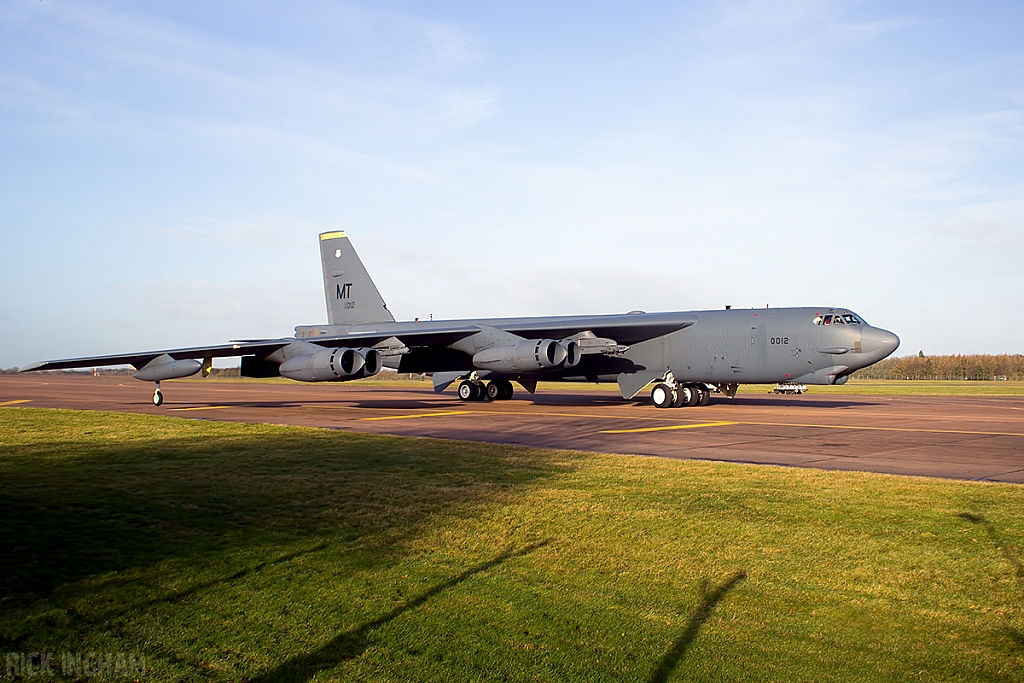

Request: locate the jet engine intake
(357, 348), (382, 378)
(472, 339), (573, 373)
(559, 340), (581, 367)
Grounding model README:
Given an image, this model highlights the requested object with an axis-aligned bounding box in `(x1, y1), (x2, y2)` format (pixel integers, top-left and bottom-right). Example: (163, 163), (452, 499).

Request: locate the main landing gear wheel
(684, 384), (701, 407)
(698, 387), (713, 406)
(672, 385), (692, 408)
(486, 380), (514, 401)
(652, 383), (675, 409)
(458, 380), (481, 401)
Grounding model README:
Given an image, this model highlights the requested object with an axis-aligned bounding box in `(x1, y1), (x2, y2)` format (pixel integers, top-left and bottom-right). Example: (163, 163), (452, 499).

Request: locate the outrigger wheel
(152, 381), (164, 407)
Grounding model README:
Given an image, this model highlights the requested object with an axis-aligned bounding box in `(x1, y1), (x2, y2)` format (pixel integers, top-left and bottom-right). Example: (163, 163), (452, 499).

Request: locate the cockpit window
(813, 312), (862, 325)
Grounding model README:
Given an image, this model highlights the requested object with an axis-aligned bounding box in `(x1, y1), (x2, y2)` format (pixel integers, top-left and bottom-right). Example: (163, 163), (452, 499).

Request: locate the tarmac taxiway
(2, 374), (1022, 483)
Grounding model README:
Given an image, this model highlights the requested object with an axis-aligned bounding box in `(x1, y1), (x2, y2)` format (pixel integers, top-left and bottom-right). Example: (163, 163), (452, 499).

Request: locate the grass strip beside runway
(1, 407), (1022, 682)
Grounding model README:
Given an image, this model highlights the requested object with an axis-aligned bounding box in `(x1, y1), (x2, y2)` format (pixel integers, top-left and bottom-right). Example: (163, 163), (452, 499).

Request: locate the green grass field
(2, 408), (1023, 682)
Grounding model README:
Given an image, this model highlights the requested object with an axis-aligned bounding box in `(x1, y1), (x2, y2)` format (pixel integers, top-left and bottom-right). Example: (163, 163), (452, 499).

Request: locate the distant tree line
(852, 354), (1024, 380)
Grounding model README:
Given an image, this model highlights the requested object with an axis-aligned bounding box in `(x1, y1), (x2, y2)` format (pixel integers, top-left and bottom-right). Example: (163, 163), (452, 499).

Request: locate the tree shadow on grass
(958, 512), (1024, 653)
(0, 412), (571, 622)
(249, 540), (550, 683)
(78, 542), (330, 626)
(958, 512), (1024, 581)
(647, 570), (747, 683)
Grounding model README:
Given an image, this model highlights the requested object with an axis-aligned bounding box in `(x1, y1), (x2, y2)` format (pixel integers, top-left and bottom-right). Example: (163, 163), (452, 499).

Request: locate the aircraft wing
(491, 312), (695, 345)
(307, 326), (480, 350)
(301, 312), (696, 350)
(19, 339), (295, 372)
(21, 312), (695, 372)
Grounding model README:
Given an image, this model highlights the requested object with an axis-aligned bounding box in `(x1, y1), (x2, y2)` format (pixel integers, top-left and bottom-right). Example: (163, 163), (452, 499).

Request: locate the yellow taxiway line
(170, 405), (231, 412)
(601, 421), (737, 434)
(362, 410), (472, 421)
(0, 399), (32, 407)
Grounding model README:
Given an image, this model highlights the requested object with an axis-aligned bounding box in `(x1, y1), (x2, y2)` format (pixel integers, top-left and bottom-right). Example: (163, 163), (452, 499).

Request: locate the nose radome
(861, 326), (900, 359)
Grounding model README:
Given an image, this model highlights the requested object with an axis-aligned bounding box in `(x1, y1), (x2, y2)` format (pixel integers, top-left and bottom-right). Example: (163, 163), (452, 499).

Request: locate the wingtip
(19, 361), (45, 372)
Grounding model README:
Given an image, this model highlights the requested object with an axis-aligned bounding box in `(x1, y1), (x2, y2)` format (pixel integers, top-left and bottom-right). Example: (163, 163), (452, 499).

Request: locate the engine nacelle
(279, 347), (382, 382)
(134, 355), (202, 382)
(472, 339), (570, 373)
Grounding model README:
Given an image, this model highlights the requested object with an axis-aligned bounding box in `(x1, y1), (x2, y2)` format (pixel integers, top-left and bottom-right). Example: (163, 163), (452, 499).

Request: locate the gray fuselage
(615, 307), (897, 387)
(295, 305), (898, 395)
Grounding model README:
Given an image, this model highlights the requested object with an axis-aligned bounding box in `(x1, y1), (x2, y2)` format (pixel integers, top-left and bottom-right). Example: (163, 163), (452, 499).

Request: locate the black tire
(685, 384), (701, 407)
(486, 382), (501, 401)
(153, 390), (164, 407)
(652, 383), (675, 409)
(497, 379), (514, 400)
(458, 381), (475, 401)
(672, 385), (691, 407)
(698, 387), (712, 406)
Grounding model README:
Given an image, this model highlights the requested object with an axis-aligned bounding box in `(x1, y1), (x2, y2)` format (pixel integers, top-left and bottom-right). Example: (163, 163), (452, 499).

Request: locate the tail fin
(319, 231), (395, 325)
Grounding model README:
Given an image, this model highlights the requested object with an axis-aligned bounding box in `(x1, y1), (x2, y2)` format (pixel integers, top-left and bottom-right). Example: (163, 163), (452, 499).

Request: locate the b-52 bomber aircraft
(22, 231), (899, 408)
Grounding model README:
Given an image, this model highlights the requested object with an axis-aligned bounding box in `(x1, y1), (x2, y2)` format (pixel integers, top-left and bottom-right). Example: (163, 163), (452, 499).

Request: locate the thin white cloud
(442, 86), (501, 129)
(416, 20), (484, 68)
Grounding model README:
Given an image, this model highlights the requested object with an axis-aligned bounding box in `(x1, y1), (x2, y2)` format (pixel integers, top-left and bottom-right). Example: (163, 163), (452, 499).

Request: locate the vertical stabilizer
(319, 232), (395, 325)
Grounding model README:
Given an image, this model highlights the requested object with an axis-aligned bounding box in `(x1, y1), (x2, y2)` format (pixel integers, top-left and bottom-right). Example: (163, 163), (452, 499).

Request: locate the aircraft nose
(861, 326), (900, 359)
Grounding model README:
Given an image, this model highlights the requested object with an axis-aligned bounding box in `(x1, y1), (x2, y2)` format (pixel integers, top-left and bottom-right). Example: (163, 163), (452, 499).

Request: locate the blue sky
(2, 0), (1022, 367)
